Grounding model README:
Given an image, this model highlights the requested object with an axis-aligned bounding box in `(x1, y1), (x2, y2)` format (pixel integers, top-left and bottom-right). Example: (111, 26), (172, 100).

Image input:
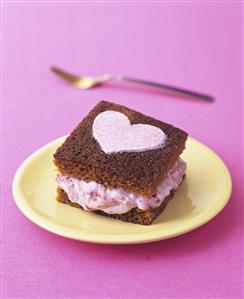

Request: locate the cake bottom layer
(56, 176), (185, 225)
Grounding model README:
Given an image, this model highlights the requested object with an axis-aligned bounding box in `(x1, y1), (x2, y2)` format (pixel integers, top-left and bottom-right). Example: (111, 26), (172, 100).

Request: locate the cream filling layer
(56, 159), (186, 214)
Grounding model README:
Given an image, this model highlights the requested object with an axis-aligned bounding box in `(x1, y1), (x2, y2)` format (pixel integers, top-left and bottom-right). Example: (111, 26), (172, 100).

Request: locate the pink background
(2, 2), (243, 299)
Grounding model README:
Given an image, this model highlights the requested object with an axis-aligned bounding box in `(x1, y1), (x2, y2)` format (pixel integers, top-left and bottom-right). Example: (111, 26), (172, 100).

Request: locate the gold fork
(50, 66), (214, 102)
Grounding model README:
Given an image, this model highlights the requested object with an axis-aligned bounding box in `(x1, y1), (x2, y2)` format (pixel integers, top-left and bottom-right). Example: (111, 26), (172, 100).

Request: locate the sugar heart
(92, 111), (167, 154)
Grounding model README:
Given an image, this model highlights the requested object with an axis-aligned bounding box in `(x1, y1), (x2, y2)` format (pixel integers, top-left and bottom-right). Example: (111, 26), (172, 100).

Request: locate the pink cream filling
(56, 159), (186, 214)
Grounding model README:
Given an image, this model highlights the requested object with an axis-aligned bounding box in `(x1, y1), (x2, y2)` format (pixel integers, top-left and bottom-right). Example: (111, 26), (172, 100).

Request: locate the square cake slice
(53, 101), (188, 225)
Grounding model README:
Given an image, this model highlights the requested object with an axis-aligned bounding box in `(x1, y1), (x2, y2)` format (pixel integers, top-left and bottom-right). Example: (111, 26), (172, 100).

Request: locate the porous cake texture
(54, 101), (188, 224)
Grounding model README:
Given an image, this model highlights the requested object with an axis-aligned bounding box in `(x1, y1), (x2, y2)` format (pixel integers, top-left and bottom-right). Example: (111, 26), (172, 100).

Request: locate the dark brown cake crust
(54, 101), (187, 196)
(57, 186), (177, 225)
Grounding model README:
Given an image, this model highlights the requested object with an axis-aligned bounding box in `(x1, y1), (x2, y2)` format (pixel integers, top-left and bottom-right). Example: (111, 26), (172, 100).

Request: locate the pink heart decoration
(92, 111), (167, 154)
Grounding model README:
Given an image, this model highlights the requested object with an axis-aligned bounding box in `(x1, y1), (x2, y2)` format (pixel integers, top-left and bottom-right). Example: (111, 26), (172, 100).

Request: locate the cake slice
(53, 101), (188, 225)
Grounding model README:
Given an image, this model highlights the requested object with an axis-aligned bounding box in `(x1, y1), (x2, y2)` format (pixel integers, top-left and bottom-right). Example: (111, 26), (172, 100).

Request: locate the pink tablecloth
(2, 3), (243, 299)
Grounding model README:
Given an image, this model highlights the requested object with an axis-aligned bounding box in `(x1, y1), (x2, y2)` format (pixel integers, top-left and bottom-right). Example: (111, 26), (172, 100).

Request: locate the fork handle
(113, 76), (213, 102)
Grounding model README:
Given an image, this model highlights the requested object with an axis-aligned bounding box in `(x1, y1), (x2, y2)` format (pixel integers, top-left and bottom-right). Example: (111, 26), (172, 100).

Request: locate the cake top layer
(54, 101), (188, 196)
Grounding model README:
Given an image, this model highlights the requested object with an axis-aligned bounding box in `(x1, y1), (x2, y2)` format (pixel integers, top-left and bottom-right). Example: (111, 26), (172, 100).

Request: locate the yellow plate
(12, 136), (232, 244)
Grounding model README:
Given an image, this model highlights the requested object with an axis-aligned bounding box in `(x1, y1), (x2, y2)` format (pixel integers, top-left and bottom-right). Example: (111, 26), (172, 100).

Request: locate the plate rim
(12, 136), (232, 244)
